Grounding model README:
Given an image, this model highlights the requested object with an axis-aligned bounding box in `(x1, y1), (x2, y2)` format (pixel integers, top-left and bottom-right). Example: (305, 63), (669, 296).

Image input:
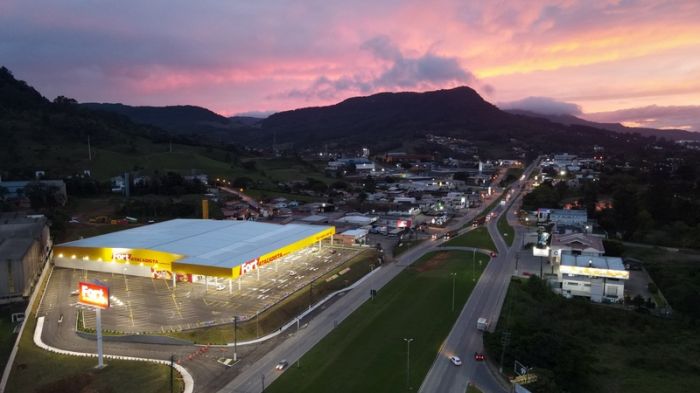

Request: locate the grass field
(6, 269), (183, 393)
(622, 246), (700, 319)
(443, 227), (496, 251)
(497, 213), (514, 247)
(168, 249), (378, 344)
(267, 250), (490, 393)
(393, 238), (424, 257)
(0, 303), (25, 373)
(485, 277), (700, 393)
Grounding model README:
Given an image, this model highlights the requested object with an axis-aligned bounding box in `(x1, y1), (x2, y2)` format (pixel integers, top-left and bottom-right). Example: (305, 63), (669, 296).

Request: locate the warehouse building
(0, 213), (52, 303)
(53, 219), (335, 285)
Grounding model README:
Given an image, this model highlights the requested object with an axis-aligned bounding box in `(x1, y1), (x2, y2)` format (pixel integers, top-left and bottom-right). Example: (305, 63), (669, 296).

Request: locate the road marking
(128, 300), (135, 327)
(171, 293), (183, 319)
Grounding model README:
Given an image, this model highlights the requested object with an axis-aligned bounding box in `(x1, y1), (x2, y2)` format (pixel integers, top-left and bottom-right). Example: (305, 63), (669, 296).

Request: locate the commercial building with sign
(54, 219), (335, 282)
(557, 253), (628, 303)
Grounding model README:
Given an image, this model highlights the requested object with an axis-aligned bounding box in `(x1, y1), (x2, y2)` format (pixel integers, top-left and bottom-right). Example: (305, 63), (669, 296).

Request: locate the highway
(418, 160), (539, 393)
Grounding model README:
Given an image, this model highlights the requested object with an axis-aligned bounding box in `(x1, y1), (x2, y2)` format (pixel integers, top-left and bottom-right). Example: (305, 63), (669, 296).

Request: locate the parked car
(215, 284), (226, 291)
(275, 360), (289, 370)
(449, 356), (462, 366)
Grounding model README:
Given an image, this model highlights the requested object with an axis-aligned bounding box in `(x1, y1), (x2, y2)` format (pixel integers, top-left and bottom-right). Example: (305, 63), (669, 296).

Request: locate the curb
(34, 316), (194, 393)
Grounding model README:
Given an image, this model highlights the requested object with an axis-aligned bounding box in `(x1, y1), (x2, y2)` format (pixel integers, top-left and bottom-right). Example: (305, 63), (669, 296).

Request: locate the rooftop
(561, 253), (626, 272)
(59, 219), (333, 269)
(551, 233), (604, 251)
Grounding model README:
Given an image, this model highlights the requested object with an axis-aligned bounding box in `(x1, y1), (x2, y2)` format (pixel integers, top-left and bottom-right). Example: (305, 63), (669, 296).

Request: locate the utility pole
(87, 135), (92, 161)
(261, 373), (265, 392)
(450, 273), (457, 312)
(170, 354), (174, 393)
(472, 248), (476, 282)
(233, 316), (238, 362)
(499, 331), (511, 373)
(403, 338), (414, 391)
(540, 256), (544, 278)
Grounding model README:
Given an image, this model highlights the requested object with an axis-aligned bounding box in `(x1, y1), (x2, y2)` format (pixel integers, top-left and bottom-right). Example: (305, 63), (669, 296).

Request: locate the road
(418, 159), (539, 393)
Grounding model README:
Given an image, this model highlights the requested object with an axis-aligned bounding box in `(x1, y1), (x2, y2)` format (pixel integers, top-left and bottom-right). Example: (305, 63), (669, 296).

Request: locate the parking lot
(39, 245), (360, 333)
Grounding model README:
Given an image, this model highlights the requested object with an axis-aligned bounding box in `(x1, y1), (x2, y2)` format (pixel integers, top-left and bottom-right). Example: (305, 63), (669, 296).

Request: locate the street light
(450, 273), (457, 312)
(403, 338), (414, 391)
(472, 249), (476, 282)
(233, 316), (238, 362)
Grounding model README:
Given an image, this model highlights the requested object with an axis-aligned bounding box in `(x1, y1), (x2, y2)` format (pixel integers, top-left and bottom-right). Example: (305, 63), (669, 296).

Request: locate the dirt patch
(415, 252), (450, 273)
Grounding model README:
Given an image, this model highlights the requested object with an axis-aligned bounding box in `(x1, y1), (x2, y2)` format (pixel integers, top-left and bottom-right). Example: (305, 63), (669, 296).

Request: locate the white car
(449, 356), (462, 366)
(215, 284), (226, 291)
(275, 360), (288, 370)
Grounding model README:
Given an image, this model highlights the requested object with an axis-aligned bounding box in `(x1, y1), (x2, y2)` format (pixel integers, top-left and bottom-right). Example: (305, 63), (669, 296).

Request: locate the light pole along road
(221, 159), (540, 393)
(418, 159), (540, 393)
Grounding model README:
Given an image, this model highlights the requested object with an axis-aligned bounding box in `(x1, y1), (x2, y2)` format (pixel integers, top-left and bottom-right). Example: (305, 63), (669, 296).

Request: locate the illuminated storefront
(54, 219), (335, 281)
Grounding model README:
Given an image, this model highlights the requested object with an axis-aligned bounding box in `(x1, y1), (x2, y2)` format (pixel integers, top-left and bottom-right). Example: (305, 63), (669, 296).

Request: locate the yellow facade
(54, 226), (336, 280)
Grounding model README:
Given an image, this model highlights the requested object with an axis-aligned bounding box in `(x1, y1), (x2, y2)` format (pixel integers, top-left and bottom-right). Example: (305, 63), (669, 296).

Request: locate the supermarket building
(53, 219), (335, 284)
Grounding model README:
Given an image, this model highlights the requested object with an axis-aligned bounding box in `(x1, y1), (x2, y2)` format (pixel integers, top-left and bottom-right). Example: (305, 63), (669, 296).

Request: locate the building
(557, 253), (628, 303)
(54, 219), (335, 284)
(335, 229), (368, 246)
(0, 179), (67, 206)
(549, 233), (604, 264)
(537, 208), (588, 226)
(0, 213), (52, 303)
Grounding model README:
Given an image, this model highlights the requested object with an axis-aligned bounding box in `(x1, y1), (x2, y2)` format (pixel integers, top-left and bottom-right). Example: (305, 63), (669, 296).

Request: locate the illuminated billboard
(532, 246), (550, 257)
(78, 281), (110, 309)
(559, 265), (629, 280)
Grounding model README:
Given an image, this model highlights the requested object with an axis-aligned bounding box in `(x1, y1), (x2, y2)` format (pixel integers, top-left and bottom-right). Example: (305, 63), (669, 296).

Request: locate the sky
(2, 0), (700, 131)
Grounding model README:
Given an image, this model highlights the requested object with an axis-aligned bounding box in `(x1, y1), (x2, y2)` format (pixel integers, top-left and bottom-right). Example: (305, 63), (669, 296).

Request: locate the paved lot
(39, 245), (360, 333)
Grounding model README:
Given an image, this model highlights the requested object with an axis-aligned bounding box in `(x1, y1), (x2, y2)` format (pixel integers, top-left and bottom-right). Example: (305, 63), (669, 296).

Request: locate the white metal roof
(60, 219), (332, 269)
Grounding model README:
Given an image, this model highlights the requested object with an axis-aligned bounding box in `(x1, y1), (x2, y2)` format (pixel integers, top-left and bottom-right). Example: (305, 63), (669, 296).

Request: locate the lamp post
(472, 248), (476, 282)
(403, 338), (414, 390)
(233, 316), (238, 362)
(450, 273), (457, 312)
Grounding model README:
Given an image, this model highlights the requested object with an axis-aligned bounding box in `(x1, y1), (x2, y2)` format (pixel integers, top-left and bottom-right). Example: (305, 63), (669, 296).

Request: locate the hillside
(505, 109), (700, 141)
(258, 87), (666, 156)
(81, 103), (256, 143)
(0, 67), (245, 181)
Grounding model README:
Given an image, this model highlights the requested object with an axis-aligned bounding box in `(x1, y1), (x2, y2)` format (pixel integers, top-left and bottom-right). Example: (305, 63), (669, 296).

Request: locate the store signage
(560, 265), (629, 280)
(241, 258), (258, 274)
(78, 281), (110, 309)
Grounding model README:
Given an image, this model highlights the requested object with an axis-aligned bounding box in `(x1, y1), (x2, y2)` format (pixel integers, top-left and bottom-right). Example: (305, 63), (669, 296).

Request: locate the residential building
(549, 233), (604, 264)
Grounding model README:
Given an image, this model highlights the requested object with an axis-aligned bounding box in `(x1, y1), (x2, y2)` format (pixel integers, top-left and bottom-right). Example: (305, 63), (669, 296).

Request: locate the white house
(557, 253), (628, 303)
(549, 233), (604, 264)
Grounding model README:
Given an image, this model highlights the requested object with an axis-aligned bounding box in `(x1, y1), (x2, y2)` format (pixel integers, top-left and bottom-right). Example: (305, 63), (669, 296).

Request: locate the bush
(648, 282), (658, 294)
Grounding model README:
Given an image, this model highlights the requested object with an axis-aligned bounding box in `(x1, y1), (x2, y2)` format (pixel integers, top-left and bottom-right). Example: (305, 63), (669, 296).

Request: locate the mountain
(82, 103), (232, 133)
(505, 109), (700, 141)
(258, 86), (663, 155)
(263, 86), (506, 139)
(0, 66), (245, 180)
(229, 116), (263, 127)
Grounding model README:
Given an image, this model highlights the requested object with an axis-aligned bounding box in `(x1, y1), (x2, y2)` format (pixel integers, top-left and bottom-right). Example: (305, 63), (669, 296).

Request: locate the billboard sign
(78, 281), (110, 309)
(559, 265), (629, 280)
(532, 246), (550, 257)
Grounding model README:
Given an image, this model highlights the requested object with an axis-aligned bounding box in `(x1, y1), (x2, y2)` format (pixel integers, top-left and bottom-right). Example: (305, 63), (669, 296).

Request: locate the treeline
(522, 149), (700, 248)
(485, 276), (700, 393)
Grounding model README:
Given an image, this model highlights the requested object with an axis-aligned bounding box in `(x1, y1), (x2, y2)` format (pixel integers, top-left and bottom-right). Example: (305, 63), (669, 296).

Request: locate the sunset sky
(2, 0), (699, 130)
